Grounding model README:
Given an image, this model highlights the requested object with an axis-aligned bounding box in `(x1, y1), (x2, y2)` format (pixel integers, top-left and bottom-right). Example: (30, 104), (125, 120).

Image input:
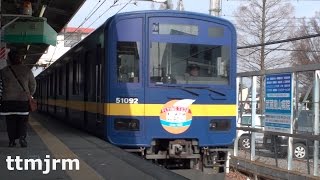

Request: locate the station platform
(0, 113), (187, 180)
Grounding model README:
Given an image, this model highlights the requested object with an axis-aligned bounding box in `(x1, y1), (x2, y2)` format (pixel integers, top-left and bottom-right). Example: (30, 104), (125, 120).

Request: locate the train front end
(106, 11), (237, 172)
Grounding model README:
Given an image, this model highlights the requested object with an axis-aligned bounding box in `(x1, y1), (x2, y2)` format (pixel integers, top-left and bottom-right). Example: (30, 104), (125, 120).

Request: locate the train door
(54, 69), (57, 114)
(95, 45), (104, 136)
(107, 16), (145, 144)
(41, 79), (45, 111)
(85, 45), (104, 135)
(46, 78), (49, 113)
(65, 62), (70, 122)
(84, 51), (90, 128)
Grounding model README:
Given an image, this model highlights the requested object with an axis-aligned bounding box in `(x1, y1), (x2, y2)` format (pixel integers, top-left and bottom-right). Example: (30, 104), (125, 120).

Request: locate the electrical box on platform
(3, 17), (57, 46)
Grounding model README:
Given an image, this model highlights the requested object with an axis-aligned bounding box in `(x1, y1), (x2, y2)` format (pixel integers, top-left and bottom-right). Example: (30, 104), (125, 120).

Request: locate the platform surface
(0, 113), (187, 180)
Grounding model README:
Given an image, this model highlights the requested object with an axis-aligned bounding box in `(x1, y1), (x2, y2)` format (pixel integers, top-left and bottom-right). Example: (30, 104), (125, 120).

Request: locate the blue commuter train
(35, 10), (237, 173)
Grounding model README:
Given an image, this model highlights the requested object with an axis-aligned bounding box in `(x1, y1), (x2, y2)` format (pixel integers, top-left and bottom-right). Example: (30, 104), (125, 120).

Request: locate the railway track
(231, 150), (320, 180)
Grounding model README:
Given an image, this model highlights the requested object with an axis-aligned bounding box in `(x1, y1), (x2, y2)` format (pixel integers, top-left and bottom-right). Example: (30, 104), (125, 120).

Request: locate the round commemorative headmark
(159, 99), (195, 134)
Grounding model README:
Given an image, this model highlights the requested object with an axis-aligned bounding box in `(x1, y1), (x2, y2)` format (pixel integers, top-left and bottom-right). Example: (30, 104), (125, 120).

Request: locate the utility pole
(166, 0), (173, 9)
(209, 0), (221, 16)
(159, 0), (172, 10)
(138, 0), (172, 10)
(176, 0), (184, 11)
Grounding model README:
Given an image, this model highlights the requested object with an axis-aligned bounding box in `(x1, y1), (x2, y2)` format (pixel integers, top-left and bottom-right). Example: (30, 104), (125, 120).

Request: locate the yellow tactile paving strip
(28, 117), (104, 180)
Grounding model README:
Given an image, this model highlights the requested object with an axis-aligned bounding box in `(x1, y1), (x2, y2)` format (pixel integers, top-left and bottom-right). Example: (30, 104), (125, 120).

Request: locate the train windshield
(149, 42), (230, 85)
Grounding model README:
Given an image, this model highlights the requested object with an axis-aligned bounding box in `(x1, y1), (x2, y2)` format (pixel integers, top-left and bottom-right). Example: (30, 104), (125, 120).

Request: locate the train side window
(72, 57), (81, 95)
(54, 70), (58, 96)
(50, 74), (54, 96)
(48, 75), (50, 96)
(58, 68), (63, 95)
(117, 41), (140, 83)
(72, 60), (77, 95)
(85, 51), (94, 97)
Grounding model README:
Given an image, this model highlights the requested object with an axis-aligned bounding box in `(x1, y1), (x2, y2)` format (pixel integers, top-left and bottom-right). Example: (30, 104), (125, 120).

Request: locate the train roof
(110, 10), (235, 27)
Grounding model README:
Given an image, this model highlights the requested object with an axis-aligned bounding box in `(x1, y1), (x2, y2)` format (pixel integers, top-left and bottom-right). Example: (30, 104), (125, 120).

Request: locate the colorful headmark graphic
(160, 99), (195, 134)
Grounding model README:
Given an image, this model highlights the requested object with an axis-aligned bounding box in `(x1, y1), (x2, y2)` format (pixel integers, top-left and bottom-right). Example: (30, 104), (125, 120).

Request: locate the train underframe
(126, 139), (230, 174)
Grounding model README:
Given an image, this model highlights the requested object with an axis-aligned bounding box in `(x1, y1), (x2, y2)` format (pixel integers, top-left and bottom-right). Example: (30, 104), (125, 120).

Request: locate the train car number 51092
(116, 97), (139, 104)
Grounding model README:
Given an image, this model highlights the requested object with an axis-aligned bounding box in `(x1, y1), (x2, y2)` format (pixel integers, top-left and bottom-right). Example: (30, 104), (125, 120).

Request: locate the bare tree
(290, 12), (320, 107)
(235, 0), (295, 72)
(291, 12), (320, 66)
(234, 0), (294, 113)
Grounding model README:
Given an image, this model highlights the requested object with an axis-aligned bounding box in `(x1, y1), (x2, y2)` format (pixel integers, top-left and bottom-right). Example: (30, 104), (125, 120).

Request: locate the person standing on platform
(0, 49), (36, 147)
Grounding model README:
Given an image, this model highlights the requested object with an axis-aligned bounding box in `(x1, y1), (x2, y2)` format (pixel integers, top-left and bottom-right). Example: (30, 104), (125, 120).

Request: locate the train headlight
(114, 118), (140, 131)
(209, 119), (231, 131)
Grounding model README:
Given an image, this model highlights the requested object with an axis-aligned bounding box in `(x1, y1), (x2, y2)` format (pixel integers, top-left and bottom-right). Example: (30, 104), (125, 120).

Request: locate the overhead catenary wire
(237, 48), (320, 57)
(115, 0), (134, 14)
(83, 0), (134, 30)
(46, 0), (121, 66)
(237, 33), (320, 49)
(85, 0), (106, 22)
(63, 0), (109, 42)
(264, 48), (320, 53)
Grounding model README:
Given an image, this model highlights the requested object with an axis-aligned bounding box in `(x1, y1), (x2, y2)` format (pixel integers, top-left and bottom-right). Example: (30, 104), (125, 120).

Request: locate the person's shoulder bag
(8, 66), (37, 112)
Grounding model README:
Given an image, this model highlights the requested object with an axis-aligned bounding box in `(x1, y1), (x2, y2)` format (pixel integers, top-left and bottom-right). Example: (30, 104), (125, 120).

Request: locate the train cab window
(117, 41), (140, 83)
(149, 42), (230, 85)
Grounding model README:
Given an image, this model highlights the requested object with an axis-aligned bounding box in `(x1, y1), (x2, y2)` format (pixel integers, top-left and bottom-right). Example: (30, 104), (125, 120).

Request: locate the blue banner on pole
(265, 73), (293, 133)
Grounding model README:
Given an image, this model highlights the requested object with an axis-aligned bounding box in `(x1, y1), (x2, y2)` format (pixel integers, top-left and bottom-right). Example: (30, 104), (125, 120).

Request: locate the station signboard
(265, 73), (293, 133)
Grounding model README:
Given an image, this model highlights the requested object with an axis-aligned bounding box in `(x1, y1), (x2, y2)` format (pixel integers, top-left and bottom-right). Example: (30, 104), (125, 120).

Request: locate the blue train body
(36, 10), (237, 172)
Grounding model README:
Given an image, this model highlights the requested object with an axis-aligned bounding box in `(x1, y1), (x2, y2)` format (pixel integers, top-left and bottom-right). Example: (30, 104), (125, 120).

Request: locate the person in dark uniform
(187, 64), (200, 77)
(0, 50), (36, 147)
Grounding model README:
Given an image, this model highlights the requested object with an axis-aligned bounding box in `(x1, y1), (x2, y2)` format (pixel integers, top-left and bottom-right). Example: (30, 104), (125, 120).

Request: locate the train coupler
(168, 140), (193, 158)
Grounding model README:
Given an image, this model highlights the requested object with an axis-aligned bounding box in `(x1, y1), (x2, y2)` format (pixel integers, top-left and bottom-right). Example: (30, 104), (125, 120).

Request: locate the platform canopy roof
(1, 0), (86, 67)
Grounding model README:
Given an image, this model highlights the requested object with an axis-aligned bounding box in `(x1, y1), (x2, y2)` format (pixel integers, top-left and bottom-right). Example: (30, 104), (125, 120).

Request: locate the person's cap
(188, 64), (200, 70)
